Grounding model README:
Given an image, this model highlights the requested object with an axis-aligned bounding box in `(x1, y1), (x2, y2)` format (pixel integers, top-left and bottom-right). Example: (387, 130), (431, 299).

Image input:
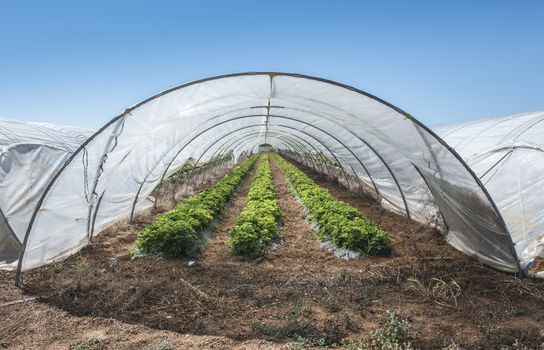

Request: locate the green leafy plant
(254, 304), (343, 347)
(135, 155), (258, 258)
(370, 311), (413, 350)
(273, 154), (390, 255)
(342, 311), (412, 350)
(229, 154), (282, 258)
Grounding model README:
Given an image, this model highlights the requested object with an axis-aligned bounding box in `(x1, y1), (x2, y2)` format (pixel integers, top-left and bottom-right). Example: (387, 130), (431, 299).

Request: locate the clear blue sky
(1, 0), (542, 129)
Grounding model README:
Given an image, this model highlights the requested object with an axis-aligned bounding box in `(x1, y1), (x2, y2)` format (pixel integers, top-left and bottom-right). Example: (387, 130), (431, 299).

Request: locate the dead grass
(405, 277), (461, 308)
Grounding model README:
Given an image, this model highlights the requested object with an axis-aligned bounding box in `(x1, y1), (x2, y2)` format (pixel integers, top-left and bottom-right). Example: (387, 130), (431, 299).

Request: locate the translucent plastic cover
(0, 73), (522, 274)
(0, 119), (92, 269)
(435, 111), (544, 271)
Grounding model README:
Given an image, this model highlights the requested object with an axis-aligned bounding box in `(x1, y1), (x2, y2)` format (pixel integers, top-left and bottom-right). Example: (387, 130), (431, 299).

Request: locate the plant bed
(134, 154), (259, 258)
(272, 153), (391, 256)
(229, 153), (282, 259)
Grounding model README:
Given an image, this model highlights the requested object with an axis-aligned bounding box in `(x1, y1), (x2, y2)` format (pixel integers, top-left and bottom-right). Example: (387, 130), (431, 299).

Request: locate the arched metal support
(268, 132), (331, 175)
(146, 114), (269, 212)
(219, 134), (325, 181)
(184, 132), (264, 193)
(169, 116), (364, 213)
(182, 102), (407, 214)
(268, 115), (378, 197)
(132, 110), (390, 227)
(231, 124), (358, 191)
(153, 122), (342, 207)
(86, 117), (127, 239)
(507, 114), (544, 144)
(16, 116), (130, 286)
(89, 191), (105, 237)
(270, 106), (410, 218)
(17, 71), (521, 285)
(178, 128), (267, 195)
(272, 123), (365, 194)
(204, 129), (330, 179)
(262, 133), (328, 175)
(151, 110), (380, 207)
(185, 136), (298, 193)
(128, 115), (269, 221)
(156, 108), (381, 200)
(194, 109), (372, 194)
(162, 158), (197, 204)
(185, 156), (229, 197)
(179, 124), (350, 200)
(194, 130), (325, 185)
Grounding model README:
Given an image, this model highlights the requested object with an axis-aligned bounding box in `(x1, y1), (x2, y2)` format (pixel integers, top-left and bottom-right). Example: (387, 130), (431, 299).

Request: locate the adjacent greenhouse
(0, 72), (541, 280)
(434, 111), (544, 274)
(0, 119), (92, 269)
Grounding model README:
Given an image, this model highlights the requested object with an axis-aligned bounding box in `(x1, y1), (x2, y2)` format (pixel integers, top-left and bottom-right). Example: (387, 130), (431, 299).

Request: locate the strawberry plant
(273, 154), (390, 255)
(229, 154), (282, 259)
(135, 155), (259, 258)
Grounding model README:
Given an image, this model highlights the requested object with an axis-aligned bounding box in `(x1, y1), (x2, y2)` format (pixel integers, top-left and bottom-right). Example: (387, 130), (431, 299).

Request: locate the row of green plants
(134, 155), (259, 258)
(272, 154), (391, 255)
(229, 154), (282, 259)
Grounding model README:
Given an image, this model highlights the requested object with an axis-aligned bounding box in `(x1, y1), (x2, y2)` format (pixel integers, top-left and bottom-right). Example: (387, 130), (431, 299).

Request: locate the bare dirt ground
(1, 157), (544, 349)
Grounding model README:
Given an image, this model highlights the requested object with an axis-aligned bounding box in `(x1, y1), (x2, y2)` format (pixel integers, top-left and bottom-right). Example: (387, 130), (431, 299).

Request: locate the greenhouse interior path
(1, 156), (543, 349)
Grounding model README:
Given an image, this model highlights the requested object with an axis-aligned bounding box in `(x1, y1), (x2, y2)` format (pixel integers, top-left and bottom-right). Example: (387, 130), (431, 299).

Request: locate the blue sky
(0, 0), (542, 129)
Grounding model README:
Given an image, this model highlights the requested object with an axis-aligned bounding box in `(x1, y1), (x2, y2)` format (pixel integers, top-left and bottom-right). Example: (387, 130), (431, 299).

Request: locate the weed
(441, 339), (462, 350)
(348, 277), (380, 313)
(252, 305), (345, 346)
(321, 297), (341, 313)
(510, 306), (526, 316)
(68, 339), (107, 350)
(370, 311), (412, 350)
(342, 311), (412, 350)
(156, 339), (174, 350)
(69, 255), (91, 276)
(336, 270), (351, 286)
(142, 339), (174, 350)
(497, 339), (536, 350)
(287, 336), (327, 349)
(355, 294), (375, 312)
(342, 341), (368, 350)
(340, 310), (358, 332)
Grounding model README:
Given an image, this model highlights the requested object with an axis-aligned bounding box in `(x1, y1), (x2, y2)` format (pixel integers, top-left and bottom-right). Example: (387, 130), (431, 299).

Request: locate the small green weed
(142, 339), (174, 350)
(252, 304), (344, 346)
(68, 339), (106, 350)
(69, 255), (91, 275)
(342, 311), (412, 350)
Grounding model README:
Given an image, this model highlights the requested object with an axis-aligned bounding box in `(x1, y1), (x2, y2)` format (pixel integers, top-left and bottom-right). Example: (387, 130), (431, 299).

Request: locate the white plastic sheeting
(4, 72), (522, 277)
(0, 118), (92, 269)
(434, 111), (544, 272)
(6, 73), (519, 271)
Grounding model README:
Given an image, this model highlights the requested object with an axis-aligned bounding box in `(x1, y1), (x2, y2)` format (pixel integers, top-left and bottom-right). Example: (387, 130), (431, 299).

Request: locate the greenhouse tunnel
(435, 111), (544, 275)
(0, 119), (92, 270)
(0, 72), (536, 284)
